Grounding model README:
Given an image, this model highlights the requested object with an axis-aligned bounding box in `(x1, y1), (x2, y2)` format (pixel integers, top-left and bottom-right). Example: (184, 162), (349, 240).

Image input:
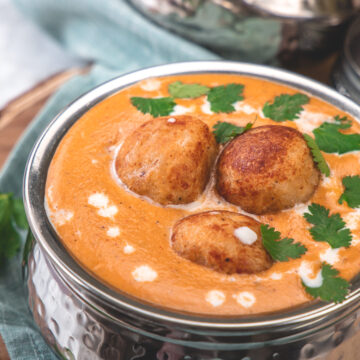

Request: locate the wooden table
(0, 68), (85, 170)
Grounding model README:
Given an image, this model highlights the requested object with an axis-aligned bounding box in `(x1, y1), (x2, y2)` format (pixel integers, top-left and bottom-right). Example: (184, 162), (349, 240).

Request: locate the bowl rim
(23, 60), (360, 330)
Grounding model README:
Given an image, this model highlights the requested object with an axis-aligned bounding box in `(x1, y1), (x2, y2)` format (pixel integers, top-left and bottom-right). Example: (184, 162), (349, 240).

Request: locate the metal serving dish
(332, 16), (360, 104)
(23, 61), (360, 360)
(128, 0), (360, 64)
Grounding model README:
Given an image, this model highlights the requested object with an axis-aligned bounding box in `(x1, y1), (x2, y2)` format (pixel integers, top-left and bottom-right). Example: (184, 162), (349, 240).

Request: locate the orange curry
(45, 74), (360, 315)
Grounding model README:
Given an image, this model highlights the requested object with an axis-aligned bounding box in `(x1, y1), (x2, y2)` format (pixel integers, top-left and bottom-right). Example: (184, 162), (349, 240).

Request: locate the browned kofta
(171, 211), (272, 274)
(116, 115), (218, 205)
(216, 125), (320, 214)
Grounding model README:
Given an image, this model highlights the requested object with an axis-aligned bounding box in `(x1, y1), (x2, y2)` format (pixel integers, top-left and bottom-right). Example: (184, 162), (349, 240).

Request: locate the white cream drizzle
(140, 79), (161, 91)
(294, 111), (331, 134)
(88, 192), (118, 218)
(319, 247), (339, 265)
(107, 226), (120, 238)
(124, 244), (135, 254)
(132, 265), (157, 282)
(171, 105), (193, 116)
(201, 99), (213, 115)
(344, 209), (360, 231)
(88, 192), (109, 208)
(269, 272), (283, 280)
(233, 291), (256, 308)
(47, 185), (54, 204)
(234, 226), (257, 245)
(291, 202), (309, 216)
(234, 102), (257, 115)
(53, 209), (73, 226)
(205, 290), (226, 307)
(298, 261), (323, 288)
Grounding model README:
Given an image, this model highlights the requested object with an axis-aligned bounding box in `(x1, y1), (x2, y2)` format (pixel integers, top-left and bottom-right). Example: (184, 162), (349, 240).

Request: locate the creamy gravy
(45, 74), (360, 315)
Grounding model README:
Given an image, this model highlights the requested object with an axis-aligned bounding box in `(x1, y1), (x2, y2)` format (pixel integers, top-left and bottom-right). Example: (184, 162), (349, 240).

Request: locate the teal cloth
(0, 0), (219, 358)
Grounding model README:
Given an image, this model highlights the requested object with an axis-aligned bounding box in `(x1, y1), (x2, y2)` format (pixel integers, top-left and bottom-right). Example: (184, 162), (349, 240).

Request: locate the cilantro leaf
(262, 93), (309, 121)
(333, 115), (352, 129)
(313, 121), (360, 154)
(339, 175), (360, 208)
(0, 193), (26, 262)
(303, 203), (352, 248)
(13, 198), (28, 229)
(212, 121), (253, 144)
(303, 134), (330, 176)
(207, 83), (244, 113)
(131, 97), (176, 117)
(168, 81), (209, 99)
(302, 263), (349, 303)
(261, 224), (307, 262)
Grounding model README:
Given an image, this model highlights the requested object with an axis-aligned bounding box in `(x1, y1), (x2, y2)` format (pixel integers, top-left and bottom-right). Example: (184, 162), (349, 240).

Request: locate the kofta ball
(216, 125), (320, 214)
(116, 115), (218, 205)
(171, 211), (272, 274)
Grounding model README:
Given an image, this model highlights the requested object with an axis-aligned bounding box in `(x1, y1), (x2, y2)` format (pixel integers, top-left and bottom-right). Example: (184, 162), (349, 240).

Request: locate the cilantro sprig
(168, 81), (209, 99)
(303, 203), (352, 249)
(207, 84), (244, 113)
(313, 115), (360, 154)
(130, 97), (176, 117)
(303, 134), (330, 176)
(261, 224), (307, 262)
(131, 81), (245, 117)
(0, 193), (28, 262)
(302, 263), (349, 304)
(262, 93), (309, 122)
(339, 175), (360, 208)
(212, 121), (253, 144)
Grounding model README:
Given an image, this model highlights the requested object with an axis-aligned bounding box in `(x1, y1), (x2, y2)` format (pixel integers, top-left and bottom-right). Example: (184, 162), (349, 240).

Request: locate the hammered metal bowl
(127, 0), (360, 64)
(23, 61), (360, 360)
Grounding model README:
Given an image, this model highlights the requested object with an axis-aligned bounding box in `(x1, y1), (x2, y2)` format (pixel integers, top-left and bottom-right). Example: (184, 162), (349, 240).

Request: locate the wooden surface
(0, 68), (86, 170)
(0, 334), (10, 360)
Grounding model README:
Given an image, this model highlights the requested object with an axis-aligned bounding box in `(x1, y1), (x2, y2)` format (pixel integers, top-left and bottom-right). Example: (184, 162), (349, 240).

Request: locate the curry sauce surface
(46, 74), (360, 315)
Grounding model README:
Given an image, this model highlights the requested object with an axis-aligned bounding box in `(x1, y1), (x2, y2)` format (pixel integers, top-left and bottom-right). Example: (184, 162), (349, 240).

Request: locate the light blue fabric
(0, 0), (219, 358)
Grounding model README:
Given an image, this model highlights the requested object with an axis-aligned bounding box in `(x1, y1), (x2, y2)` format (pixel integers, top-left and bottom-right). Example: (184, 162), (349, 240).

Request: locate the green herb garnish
(212, 121), (253, 144)
(313, 115), (360, 154)
(130, 97), (176, 117)
(303, 203), (352, 249)
(207, 83), (244, 113)
(303, 133), (330, 176)
(302, 263), (349, 304)
(0, 193), (28, 262)
(168, 81), (209, 99)
(339, 175), (360, 208)
(262, 93), (309, 122)
(261, 224), (307, 262)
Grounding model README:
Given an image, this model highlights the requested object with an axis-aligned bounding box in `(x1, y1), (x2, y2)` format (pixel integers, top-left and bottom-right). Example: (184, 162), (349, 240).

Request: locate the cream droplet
(124, 244), (135, 254)
(234, 226), (257, 245)
(233, 291), (256, 308)
(107, 226), (120, 237)
(132, 265), (157, 282)
(205, 290), (226, 307)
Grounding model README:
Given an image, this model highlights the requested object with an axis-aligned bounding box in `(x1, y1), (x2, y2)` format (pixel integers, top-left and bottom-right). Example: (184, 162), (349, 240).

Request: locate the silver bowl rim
(23, 60), (360, 330)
